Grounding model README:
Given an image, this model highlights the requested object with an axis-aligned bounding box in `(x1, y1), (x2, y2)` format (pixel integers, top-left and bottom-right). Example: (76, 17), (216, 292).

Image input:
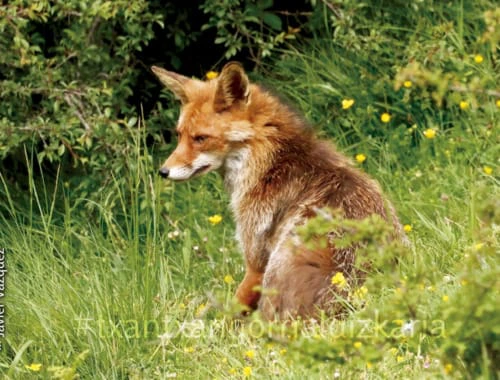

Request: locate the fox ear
(214, 62), (250, 112)
(151, 66), (190, 104)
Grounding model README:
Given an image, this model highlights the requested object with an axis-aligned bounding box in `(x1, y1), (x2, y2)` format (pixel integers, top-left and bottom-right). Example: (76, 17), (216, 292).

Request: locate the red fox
(152, 62), (405, 320)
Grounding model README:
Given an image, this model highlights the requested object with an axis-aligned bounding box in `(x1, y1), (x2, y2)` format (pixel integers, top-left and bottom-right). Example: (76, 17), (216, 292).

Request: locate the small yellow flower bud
(245, 350), (255, 359)
(444, 363), (453, 374)
(25, 364), (42, 372)
(423, 128), (436, 139)
(342, 99), (355, 110)
(243, 366), (252, 377)
(355, 153), (366, 163)
(208, 214), (223, 225)
(206, 71), (218, 80)
(381, 112), (391, 123)
(331, 272), (347, 289)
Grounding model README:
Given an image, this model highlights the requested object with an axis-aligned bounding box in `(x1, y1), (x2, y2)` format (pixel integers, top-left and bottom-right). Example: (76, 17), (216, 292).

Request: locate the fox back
(153, 62), (405, 319)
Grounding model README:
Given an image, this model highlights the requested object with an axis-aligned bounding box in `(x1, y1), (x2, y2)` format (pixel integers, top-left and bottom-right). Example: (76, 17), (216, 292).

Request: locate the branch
(320, 0), (342, 18)
(61, 138), (80, 161)
(64, 93), (91, 132)
(86, 16), (101, 44)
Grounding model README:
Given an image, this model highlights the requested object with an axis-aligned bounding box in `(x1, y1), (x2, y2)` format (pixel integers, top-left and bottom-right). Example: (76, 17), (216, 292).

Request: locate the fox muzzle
(158, 167), (170, 178)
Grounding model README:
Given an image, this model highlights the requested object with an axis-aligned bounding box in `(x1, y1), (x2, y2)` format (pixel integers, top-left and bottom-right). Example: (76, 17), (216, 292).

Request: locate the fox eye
(193, 135), (209, 143)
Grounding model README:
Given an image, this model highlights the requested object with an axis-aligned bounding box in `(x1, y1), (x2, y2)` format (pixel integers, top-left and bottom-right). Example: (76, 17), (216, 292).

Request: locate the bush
(0, 1), (165, 199)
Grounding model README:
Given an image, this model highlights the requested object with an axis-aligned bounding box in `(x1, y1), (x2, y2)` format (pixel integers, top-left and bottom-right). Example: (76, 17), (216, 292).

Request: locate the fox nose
(158, 167), (170, 178)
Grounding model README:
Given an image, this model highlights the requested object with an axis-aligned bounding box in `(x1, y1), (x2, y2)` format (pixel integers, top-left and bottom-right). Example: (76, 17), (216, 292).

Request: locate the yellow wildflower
(381, 112), (392, 123)
(496, 99), (500, 108)
(390, 347), (398, 356)
(394, 319), (404, 326)
(184, 346), (195, 353)
(366, 361), (373, 369)
(459, 101), (469, 110)
(444, 363), (453, 374)
(403, 80), (412, 88)
(224, 275), (234, 284)
(25, 363), (42, 372)
(483, 166), (493, 175)
(331, 272), (347, 289)
(423, 128), (436, 139)
(196, 303), (207, 317)
(474, 54), (484, 64)
(342, 99), (355, 110)
(355, 153), (366, 163)
(208, 214), (223, 225)
(442, 295), (449, 302)
(353, 286), (368, 300)
(244, 350), (255, 360)
(279, 348), (287, 355)
(403, 224), (412, 233)
(397, 355), (405, 363)
(206, 71), (218, 80)
(474, 243), (484, 251)
(353, 341), (363, 349)
(243, 366), (252, 377)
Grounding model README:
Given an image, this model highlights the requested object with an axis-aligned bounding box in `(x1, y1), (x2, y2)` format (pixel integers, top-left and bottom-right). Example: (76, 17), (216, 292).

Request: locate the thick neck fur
(221, 86), (310, 212)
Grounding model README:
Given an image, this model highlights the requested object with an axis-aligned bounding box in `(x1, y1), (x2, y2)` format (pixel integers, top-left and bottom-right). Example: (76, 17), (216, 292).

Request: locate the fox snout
(158, 167), (169, 178)
(158, 152), (223, 181)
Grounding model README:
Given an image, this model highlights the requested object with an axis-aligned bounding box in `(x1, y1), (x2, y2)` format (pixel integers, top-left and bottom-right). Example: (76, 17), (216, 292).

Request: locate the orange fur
(152, 62), (405, 320)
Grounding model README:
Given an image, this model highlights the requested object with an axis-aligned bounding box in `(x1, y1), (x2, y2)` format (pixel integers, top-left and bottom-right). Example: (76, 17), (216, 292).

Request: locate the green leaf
(127, 116), (138, 127)
(262, 12), (282, 31)
(257, 0), (273, 11)
(58, 144), (65, 156)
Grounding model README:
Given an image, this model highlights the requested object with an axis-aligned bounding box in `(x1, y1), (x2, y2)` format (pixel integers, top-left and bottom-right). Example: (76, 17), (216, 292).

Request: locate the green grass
(1, 3), (499, 378)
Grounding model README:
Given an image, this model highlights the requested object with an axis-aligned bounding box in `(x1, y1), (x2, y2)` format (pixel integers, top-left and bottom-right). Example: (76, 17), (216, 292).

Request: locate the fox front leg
(235, 267), (263, 312)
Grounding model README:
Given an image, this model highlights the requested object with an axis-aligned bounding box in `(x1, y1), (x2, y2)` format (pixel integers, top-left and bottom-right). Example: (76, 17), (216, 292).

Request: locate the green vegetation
(1, 1), (498, 379)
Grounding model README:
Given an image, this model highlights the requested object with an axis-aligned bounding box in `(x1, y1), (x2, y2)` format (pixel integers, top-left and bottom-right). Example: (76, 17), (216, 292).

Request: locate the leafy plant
(200, 0), (300, 63)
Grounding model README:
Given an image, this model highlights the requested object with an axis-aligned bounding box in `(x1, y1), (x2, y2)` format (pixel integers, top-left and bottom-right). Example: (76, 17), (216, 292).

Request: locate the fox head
(152, 62), (257, 181)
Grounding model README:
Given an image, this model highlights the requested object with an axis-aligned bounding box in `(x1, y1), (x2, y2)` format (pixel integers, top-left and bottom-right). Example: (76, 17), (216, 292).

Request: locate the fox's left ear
(214, 62), (250, 112)
(151, 66), (190, 104)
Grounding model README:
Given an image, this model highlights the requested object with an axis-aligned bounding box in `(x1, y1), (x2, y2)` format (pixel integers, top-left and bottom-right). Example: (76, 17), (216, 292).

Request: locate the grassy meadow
(1, 3), (499, 380)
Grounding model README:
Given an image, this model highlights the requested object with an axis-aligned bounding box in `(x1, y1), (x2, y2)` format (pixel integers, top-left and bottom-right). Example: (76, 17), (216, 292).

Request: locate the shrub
(0, 1), (165, 199)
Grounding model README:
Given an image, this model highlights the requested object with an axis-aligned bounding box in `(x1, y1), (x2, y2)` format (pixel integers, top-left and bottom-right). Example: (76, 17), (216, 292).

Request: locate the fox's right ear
(214, 62), (250, 112)
(151, 66), (190, 104)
